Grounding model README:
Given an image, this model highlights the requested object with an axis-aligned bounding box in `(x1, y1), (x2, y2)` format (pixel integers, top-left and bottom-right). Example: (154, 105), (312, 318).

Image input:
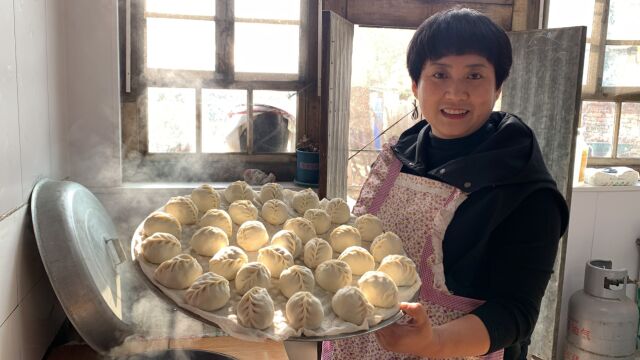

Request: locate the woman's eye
(433, 72), (446, 79)
(468, 73), (483, 80)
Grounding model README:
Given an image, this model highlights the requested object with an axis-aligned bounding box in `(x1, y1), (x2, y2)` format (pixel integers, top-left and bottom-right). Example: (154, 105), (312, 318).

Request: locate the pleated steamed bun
(199, 209), (233, 237)
(235, 262), (271, 295)
(259, 182), (283, 203)
(325, 198), (351, 224)
(292, 189), (320, 214)
(355, 214), (384, 242)
(271, 230), (302, 258)
(286, 291), (324, 329)
(303, 238), (333, 269)
(261, 199), (289, 226)
(236, 287), (274, 330)
(304, 208), (332, 234)
(191, 184), (220, 213)
(185, 272), (230, 312)
(236, 221), (269, 252)
(208, 246), (248, 280)
(331, 286), (373, 325)
(283, 217), (317, 244)
(370, 231), (405, 262)
(140, 232), (182, 264)
(357, 271), (399, 308)
(378, 254), (418, 286)
(164, 196), (198, 225)
(330, 225), (361, 253)
(279, 265), (315, 298)
(224, 180), (254, 203)
(154, 254), (203, 290)
(338, 246), (375, 276)
(257, 246), (294, 278)
(228, 200), (259, 225)
(315, 259), (352, 293)
(190, 226), (229, 257)
(143, 212), (181, 239)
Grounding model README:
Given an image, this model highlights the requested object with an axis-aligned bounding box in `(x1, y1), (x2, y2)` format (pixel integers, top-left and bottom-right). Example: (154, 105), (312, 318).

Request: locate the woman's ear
(411, 81), (418, 98)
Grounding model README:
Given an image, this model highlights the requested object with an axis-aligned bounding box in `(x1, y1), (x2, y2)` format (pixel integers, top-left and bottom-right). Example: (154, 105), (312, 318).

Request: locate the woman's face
(412, 54), (502, 139)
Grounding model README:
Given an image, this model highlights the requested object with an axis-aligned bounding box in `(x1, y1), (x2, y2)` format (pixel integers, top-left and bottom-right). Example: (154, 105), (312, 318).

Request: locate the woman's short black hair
(407, 8), (512, 89)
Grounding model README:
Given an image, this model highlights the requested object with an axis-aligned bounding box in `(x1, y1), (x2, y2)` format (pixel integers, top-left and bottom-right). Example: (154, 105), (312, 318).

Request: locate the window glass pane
(547, 0), (595, 37)
(618, 102), (640, 158)
(146, 0), (215, 16)
(253, 90), (297, 153)
(581, 101), (616, 157)
(583, 44), (590, 86)
(147, 18), (215, 71)
(607, 0), (640, 40)
(235, 0), (299, 21)
(348, 26), (416, 203)
(602, 45), (640, 87)
(201, 89), (246, 153)
(148, 87), (196, 153)
(235, 23), (299, 74)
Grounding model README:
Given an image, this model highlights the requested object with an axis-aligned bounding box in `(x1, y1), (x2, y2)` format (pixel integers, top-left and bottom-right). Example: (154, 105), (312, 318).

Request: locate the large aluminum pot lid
(31, 179), (133, 353)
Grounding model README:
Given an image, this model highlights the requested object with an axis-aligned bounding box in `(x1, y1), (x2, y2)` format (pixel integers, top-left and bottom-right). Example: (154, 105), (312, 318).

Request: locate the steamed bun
(315, 259), (352, 293)
(190, 226), (229, 257)
(191, 184), (220, 213)
(331, 286), (373, 325)
(236, 221), (269, 252)
(283, 217), (317, 244)
(355, 214), (384, 242)
(236, 287), (274, 330)
(198, 209), (233, 237)
(286, 291), (324, 329)
(164, 196), (198, 225)
(257, 246), (293, 278)
(304, 209), (332, 234)
(140, 232), (182, 264)
(235, 262), (271, 295)
(378, 254), (418, 286)
(259, 182), (283, 203)
(154, 254), (203, 290)
(338, 246), (375, 276)
(303, 238), (333, 269)
(208, 246), (248, 280)
(279, 265), (315, 298)
(292, 189), (320, 214)
(358, 271), (398, 308)
(370, 231), (404, 262)
(271, 230), (303, 258)
(228, 200), (259, 225)
(329, 225), (361, 253)
(224, 180), (254, 203)
(185, 272), (230, 311)
(143, 212), (181, 239)
(325, 198), (351, 224)
(261, 199), (289, 226)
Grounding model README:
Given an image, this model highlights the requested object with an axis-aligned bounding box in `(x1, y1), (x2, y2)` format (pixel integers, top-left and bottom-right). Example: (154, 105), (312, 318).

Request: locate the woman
(324, 8), (569, 360)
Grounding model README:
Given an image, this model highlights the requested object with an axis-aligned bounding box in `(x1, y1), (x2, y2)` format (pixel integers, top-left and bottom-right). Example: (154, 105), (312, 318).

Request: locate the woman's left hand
(375, 302), (441, 356)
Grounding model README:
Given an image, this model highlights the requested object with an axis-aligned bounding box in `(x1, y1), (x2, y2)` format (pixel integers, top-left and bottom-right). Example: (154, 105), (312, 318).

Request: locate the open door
(501, 26), (587, 359)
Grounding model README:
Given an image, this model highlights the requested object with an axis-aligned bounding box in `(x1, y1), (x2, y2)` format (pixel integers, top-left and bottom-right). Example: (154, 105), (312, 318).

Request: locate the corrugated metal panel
(324, 11), (353, 200)
(501, 26), (586, 359)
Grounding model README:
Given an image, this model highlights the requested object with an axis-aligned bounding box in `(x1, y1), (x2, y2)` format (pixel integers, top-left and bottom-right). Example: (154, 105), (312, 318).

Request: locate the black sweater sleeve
(470, 188), (563, 354)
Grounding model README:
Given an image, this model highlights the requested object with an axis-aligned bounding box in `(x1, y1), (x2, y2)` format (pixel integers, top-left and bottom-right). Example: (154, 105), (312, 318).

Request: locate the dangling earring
(411, 99), (419, 120)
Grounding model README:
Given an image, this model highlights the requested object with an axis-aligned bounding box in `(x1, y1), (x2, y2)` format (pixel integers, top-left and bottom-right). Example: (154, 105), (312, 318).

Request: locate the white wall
(556, 185), (640, 359)
(0, 0), (68, 359)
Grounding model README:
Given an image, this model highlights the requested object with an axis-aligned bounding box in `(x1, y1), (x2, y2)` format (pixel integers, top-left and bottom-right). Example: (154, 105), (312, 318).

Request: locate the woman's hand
(375, 302), (442, 357)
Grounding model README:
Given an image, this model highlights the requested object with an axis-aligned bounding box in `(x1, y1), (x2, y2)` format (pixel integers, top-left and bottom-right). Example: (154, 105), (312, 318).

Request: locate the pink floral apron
(322, 142), (504, 360)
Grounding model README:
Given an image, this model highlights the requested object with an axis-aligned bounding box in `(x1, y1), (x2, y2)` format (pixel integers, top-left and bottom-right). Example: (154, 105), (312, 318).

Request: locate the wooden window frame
(119, 0), (315, 182)
(545, 0), (640, 167)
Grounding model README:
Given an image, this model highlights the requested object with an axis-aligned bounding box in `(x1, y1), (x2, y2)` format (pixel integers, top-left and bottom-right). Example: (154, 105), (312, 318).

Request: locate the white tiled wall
(0, 0), (68, 358)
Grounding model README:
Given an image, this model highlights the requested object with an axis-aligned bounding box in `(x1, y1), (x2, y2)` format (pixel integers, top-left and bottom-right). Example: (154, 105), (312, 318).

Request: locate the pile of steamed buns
(139, 181), (419, 332)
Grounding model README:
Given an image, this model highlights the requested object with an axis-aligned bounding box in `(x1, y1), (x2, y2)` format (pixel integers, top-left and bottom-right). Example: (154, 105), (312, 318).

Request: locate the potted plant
(295, 136), (319, 187)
